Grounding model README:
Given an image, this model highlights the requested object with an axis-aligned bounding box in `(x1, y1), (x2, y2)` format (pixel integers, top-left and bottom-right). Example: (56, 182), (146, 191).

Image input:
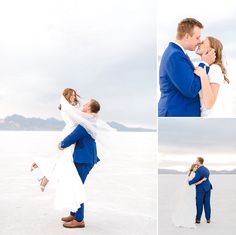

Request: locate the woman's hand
(194, 66), (207, 77)
(195, 177), (208, 185)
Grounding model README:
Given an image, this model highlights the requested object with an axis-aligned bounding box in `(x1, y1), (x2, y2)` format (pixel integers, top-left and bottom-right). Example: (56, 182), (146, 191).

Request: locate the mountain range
(0, 114), (155, 132)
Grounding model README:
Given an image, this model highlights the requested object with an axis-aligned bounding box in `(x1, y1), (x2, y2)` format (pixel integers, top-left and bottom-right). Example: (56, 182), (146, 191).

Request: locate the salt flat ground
(0, 131), (157, 235)
(159, 174), (236, 235)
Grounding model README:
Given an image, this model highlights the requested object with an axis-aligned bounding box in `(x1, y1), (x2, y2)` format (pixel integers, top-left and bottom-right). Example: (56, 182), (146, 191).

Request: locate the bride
(172, 164), (206, 229)
(194, 36), (229, 117)
(31, 88), (99, 211)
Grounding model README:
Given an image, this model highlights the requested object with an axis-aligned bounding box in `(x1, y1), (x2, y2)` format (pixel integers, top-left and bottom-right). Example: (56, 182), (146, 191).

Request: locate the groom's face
(186, 26), (202, 51)
(82, 102), (91, 113)
(196, 160), (201, 166)
(196, 38), (211, 55)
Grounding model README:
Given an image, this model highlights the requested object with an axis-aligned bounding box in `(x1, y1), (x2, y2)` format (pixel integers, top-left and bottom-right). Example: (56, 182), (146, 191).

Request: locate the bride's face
(196, 38), (211, 55)
(193, 165), (198, 172)
(69, 91), (76, 104)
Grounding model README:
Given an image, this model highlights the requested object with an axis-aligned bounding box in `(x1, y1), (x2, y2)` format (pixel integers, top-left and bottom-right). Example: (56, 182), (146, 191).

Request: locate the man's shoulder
(74, 124), (88, 134)
(75, 125), (94, 140)
(198, 165), (209, 172)
(166, 42), (185, 53)
(197, 166), (204, 172)
(163, 43), (186, 62)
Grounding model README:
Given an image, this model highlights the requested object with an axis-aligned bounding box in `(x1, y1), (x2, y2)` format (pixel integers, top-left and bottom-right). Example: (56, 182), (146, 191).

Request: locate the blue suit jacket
(189, 166), (212, 192)
(158, 42), (202, 117)
(61, 125), (100, 164)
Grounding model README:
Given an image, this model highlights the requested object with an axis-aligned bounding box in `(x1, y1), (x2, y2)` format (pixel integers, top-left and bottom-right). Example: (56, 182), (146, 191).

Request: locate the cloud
(0, 0), (156, 128)
(157, 0), (236, 55)
(158, 118), (236, 154)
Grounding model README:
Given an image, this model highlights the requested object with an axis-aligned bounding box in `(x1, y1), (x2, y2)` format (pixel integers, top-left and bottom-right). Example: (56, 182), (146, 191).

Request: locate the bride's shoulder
(209, 64), (224, 83)
(210, 64), (222, 72)
(209, 64), (222, 74)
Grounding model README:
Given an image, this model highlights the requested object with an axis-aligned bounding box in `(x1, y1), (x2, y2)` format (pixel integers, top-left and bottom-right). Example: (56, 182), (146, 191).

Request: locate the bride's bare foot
(31, 163), (38, 172)
(40, 176), (49, 192)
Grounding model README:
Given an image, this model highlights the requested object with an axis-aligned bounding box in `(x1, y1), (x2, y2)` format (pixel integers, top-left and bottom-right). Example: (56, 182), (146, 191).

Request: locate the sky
(0, 0), (156, 128)
(158, 118), (236, 171)
(157, 0), (236, 115)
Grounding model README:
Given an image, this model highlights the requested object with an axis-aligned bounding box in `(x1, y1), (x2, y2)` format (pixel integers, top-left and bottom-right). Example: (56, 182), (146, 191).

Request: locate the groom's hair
(90, 99), (100, 113)
(197, 157), (204, 165)
(177, 18), (203, 40)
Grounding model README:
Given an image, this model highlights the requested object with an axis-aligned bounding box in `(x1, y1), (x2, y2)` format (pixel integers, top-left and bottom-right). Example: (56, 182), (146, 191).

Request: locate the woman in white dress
(31, 88), (89, 211)
(194, 36), (229, 117)
(172, 164), (207, 229)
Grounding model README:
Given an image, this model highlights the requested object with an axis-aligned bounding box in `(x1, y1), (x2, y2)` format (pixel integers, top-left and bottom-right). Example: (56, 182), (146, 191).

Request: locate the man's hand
(58, 143), (64, 151)
(201, 48), (216, 65)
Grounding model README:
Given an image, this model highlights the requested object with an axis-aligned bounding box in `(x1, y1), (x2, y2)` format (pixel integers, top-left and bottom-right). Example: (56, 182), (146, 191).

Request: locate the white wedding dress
(200, 64), (226, 117)
(32, 96), (115, 211)
(32, 97), (88, 211)
(171, 174), (196, 229)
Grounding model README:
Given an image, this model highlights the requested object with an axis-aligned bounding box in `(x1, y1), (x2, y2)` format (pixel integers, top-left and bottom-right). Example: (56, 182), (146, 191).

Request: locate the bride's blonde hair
(188, 164), (198, 176)
(207, 36), (229, 84)
(58, 88), (80, 110)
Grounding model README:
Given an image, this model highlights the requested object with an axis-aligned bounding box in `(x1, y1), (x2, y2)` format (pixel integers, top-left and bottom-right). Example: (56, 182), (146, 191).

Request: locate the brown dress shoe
(61, 215), (75, 222)
(207, 220), (211, 223)
(63, 219), (85, 228)
(195, 220), (201, 224)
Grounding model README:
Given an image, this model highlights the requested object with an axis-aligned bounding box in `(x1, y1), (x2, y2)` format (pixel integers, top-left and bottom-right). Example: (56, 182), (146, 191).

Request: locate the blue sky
(0, 0), (156, 128)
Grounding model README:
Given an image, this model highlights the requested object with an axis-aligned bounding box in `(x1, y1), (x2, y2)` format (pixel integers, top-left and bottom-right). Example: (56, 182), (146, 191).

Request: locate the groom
(189, 157), (213, 224)
(158, 18), (216, 117)
(58, 99), (101, 228)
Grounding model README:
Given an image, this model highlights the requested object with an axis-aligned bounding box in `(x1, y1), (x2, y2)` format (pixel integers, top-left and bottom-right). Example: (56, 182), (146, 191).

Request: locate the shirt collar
(172, 41), (186, 54)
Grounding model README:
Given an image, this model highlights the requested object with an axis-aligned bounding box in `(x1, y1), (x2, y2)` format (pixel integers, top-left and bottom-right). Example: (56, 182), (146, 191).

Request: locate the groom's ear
(185, 33), (191, 39)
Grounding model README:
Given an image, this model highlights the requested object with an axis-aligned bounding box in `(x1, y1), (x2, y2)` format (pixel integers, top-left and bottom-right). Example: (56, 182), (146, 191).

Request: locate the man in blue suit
(189, 157), (213, 224)
(58, 99), (101, 228)
(158, 18), (216, 117)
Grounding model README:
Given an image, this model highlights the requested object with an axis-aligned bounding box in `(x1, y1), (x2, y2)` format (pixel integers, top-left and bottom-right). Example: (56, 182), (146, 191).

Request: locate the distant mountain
(107, 121), (155, 132)
(158, 168), (236, 175)
(0, 114), (156, 132)
(0, 114), (64, 131)
(210, 169), (236, 175)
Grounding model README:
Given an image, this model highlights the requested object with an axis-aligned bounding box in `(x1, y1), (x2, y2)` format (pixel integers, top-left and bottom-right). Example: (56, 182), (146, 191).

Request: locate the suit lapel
(169, 42), (195, 70)
(185, 53), (195, 70)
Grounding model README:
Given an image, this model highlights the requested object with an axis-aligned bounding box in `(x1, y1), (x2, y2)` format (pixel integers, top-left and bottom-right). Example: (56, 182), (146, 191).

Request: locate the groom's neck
(175, 39), (187, 50)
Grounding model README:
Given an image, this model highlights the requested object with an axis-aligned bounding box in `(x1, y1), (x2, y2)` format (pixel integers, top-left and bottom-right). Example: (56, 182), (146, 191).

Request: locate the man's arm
(188, 171), (203, 185)
(167, 52), (201, 98)
(59, 125), (86, 149)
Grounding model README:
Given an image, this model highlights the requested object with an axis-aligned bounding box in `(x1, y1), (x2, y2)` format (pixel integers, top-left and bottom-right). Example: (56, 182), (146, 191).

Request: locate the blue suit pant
(196, 190), (211, 221)
(70, 163), (94, 221)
